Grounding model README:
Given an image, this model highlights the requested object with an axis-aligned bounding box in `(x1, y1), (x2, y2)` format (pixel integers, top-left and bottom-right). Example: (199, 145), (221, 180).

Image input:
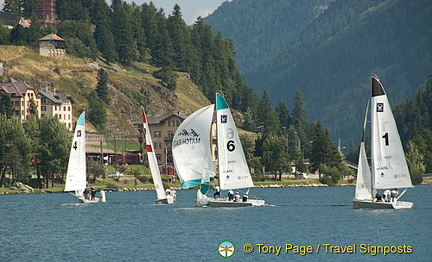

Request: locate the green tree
(262, 135), (290, 180)
(0, 115), (32, 186)
(112, 0), (135, 64)
(154, 67), (178, 90)
(275, 100), (291, 131)
(406, 140), (424, 185)
(88, 92), (106, 129)
(90, 0), (117, 62)
(0, 93), (14, 118)
(38, 117), (70, 188)
(96, 68), (109, 102)
(256, 91), (280, 135)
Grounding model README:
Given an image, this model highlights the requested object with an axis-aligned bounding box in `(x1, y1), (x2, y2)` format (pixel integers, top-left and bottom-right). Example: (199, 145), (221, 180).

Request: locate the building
(0, 78), (41, 121)
(135, 113), (188, 171)
(0, 11), (16, 29)
(34, 0), (58, 26)
(38, 89), (74, 130)
(37, 34), (66, 57)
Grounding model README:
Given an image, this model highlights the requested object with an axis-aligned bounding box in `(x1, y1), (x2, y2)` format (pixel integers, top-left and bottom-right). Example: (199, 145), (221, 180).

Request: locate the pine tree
(112, 0), (135, 65)
(91, 0), (117, 63)
(0, 93), (14, 118)
(275, 100), (291, 131)
(96, 69), (109, 103)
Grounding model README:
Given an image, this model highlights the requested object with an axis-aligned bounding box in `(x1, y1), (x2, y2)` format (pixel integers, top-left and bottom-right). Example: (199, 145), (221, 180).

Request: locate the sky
(133, 0), (231, 25)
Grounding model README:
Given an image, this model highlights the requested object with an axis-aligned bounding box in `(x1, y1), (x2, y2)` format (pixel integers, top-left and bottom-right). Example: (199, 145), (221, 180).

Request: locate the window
(156, 154), (162, 161)
(54, 106), (57, 111)
(15, 101), (20, 107)
(63, 106), (66, 111)
(177, 120), (182, 126)
(155, 142), (161, 149)
(59, 114), (61, 119)
(168, 120), (175, 127)
(41, 106), (46, 111)
(154, 131), (161, 138)
(168, 131), (174, 138)
(68, 106), (71, 111)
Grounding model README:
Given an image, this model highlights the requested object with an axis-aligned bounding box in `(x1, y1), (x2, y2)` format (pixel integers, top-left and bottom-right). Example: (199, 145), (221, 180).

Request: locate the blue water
(0, 185), (430, 261)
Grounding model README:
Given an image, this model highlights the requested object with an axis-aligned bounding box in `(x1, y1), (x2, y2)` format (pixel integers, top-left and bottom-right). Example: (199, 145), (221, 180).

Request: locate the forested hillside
(205, 0), (432, 145)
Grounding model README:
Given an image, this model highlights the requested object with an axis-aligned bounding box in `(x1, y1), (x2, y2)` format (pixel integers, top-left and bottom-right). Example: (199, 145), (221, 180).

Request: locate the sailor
(171, 187), (177, 200)
(228, 189), (234, 201)
(165, 188), (172, 196)
(84, 188), (89, 199)
(90, 187), (96, 200)
(391, 188), (398, 202)
(242, 193), (248, 202)
(383, 190), (391, 202)
(234, 192), (240, 202)
(213, 185), (221, 199)
(374, 192), (382, 202)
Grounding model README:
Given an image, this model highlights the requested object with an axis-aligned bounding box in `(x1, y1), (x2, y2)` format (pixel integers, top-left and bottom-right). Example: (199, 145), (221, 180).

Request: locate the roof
(39, 89), (74, 104)
(39, 34), (65, 42)
(134, 112), (188, 126)
(0, 78), (35, 97)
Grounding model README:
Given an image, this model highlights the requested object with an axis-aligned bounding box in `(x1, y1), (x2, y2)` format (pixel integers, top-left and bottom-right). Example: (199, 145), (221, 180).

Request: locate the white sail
(141, 109), (167, 201)
(65, 111), (87, 193)
(355, 141), (374, 200)
(172, 105), (215, 190)
(370, 76), (413, 189)
(216, 93), (254, 190)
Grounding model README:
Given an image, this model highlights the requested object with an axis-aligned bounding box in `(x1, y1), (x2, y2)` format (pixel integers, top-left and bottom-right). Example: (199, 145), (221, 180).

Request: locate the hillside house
(38, 34), (65, 57)
(38, 89), (74, 130)
(0, 78), (41, 121)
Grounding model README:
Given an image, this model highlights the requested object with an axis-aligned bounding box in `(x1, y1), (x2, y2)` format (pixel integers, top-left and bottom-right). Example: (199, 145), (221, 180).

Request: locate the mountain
(205, 0), (432, 145)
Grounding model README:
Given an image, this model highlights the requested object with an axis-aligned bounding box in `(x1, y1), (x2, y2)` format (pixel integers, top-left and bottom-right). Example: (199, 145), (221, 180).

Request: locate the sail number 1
(382, 133), (389, 146)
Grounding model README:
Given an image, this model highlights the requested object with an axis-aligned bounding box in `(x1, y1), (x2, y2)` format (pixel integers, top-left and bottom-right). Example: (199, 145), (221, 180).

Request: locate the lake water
(0, 185), (430, 261)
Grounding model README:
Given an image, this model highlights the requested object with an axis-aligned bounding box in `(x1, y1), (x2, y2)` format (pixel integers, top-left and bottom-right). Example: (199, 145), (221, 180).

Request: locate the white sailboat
(141, 108), (174, 204)
(65, 112), (104, 203)
(353, 75), (413, 209)
(172, 93), (265, 207)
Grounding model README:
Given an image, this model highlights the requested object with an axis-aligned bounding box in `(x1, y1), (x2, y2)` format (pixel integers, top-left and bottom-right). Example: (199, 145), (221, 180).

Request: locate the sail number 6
(227, 140), (235, 152)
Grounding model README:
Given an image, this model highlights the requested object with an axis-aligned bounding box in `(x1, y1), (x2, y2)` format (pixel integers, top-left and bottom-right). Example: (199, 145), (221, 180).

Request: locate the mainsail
(172, 104), (215, 194)
(142, 109), (167, 201)
(65, 111), (87, 193)
(370, 76), (413, 189)
(216, 93), (254, 190)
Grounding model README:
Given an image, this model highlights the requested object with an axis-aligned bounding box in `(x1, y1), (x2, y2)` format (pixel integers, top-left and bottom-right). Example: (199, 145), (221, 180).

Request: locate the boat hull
(205, 197), (265, 207)
(352, 199), (413, 209)
(79, 197), (100, 204)
(156, 196), (175, 204)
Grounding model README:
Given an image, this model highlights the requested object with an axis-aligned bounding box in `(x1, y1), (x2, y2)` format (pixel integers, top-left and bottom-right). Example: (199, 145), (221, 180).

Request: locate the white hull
(156, 196), (175, 204)
(204, 197), (265, 207)
(352, 199), (413, 209)
(78, 197), (100, 204)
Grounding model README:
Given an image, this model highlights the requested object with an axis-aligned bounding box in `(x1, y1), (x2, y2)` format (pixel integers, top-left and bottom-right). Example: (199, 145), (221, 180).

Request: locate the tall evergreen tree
(275, 100), (291, 131)
(111, 0), (135, 64)
(256, 91), (280, 135)
(96, 68), (109, 103)
(90, 0), (117, 62)
(0, 93), (14, 118)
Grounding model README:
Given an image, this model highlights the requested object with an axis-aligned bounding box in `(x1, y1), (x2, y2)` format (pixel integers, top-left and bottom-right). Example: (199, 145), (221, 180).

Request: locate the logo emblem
(221, 115), (227, 123)
(377, 103), (384, 112)
(381, 172), (385, 177)
(218, 240), (235, 258)
(77, 130), (82, 137)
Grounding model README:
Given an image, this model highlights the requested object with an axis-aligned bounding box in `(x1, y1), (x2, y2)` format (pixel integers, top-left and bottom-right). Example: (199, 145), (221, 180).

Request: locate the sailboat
(353, 75), (413, 209)
(172, 93), (265, 207)
(64, 111), (105, 203)
(141, 108), (174, 204)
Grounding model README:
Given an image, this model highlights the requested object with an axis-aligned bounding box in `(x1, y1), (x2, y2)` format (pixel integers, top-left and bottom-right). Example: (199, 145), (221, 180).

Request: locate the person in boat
(213, 185), (221, 199)
(242, 193), (248, 202)
(234, 192), (240, 202)
(391, 188), (398, 202)
(171, 187), (177, 200)
(374, 192), (382, 202)
(84, 188), (89, 200)
(90, 187), (96, 200)
(383, 190), (391, 202)
(165, 188), (172, 197)
(228, 189), (234, 201)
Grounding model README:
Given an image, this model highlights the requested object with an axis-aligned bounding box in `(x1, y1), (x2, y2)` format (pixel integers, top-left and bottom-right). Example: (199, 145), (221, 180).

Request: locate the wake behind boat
(172, 93), (265, 207)
(353, 76), (413, 209)
(64, 111), (105, 204)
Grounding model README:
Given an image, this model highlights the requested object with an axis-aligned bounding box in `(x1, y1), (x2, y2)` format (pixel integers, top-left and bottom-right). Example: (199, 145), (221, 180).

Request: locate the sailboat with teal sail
(172, 93), (265, 207)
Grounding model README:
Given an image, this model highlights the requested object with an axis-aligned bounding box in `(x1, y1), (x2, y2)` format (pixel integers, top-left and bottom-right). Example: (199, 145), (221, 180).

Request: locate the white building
(38, 89), (74, 130)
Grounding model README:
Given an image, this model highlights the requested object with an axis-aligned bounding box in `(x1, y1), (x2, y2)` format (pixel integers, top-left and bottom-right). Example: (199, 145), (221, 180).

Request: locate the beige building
(38, 34), (66, 57)
(135, 111), (218, 173)
(0, 78), (41, 121)
(38, 89), (74, 130)
(135, 113), (187, 170)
